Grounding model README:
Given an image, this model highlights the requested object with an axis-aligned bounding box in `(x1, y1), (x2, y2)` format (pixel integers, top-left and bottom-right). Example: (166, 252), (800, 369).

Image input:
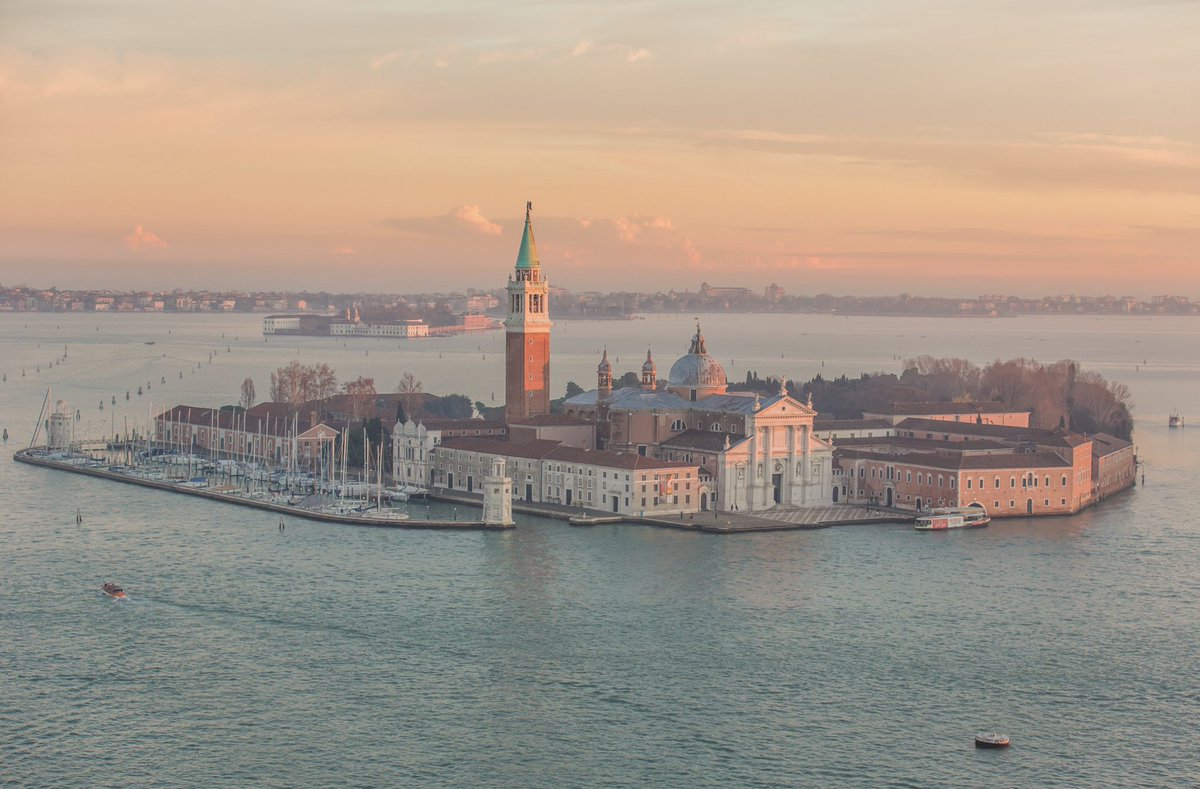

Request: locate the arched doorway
(916, 497), (923, 511)
(832, 486), (839, 503)
(1026, 498), (1034, 514)
(700, 492), (709, 511)
(885, 488), (893, 507)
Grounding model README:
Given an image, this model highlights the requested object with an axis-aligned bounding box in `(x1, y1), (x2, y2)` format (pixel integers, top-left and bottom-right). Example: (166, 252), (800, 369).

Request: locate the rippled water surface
(2, 313), (1198, 787)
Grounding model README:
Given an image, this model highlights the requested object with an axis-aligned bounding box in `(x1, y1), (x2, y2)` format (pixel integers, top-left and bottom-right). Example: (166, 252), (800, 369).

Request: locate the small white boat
(915, 504), (990, 531)
(384, 488), (409, 502)
(975, 732), (1010, 748)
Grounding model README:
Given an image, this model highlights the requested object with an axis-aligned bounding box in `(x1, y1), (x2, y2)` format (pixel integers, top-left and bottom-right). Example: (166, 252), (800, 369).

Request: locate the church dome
(667, 324), (727, 396)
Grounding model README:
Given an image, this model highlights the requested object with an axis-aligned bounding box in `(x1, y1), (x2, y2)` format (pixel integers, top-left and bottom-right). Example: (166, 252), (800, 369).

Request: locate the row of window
(848, 463), (1072, 492)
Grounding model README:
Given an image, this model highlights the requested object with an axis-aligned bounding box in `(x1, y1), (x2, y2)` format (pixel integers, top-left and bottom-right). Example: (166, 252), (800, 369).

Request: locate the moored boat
(101, 582), (126, 599)
(975, 732), (1010, 748)
(1169, 411), (1184, 428)
(915, 504), (990, 531)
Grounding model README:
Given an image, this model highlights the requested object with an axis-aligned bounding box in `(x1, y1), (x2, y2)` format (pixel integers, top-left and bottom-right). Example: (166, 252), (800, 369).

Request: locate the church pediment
(752, 394), (817, 421)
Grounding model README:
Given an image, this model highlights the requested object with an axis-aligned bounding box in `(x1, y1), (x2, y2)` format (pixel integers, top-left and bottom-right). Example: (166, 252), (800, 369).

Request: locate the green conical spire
(515, 201), (540, 270)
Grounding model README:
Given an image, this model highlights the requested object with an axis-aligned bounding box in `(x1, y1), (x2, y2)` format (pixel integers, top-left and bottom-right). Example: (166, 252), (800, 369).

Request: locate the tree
(565, 381), (584, 399)
(423, 394), (474, 419)
(342, 376), (377, 420)
(268, 361), (339, 407)
(396, 371), (422, 417)
(616, 371), (639, 388)
(239, 377), (256, 410)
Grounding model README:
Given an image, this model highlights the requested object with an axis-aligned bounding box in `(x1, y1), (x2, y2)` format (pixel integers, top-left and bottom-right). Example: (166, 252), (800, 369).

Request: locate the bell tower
(504, 201), (552, 423)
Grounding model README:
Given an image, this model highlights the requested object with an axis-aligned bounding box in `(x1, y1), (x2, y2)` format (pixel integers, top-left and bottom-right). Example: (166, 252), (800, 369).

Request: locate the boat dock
(13, 448), (510, 531)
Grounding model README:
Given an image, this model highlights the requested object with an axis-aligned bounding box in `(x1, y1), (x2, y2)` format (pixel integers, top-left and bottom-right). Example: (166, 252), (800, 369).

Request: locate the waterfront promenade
(16, 448), (908, 534)
(430, 487), (907, 532)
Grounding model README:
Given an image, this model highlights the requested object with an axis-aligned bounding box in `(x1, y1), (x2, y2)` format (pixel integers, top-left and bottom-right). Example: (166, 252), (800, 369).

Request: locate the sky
(1, 0), (1198, 296)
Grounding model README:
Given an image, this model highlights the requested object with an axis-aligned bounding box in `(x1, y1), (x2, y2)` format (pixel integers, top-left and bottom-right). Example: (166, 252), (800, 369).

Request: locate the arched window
(670, 419), (686, 431)
(710, 422), (722, 431)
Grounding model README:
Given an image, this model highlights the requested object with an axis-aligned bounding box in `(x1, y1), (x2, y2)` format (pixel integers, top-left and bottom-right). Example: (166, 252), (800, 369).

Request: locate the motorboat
(975, 733), (1010, 748)
(915, 504), (990, 531)
(101, 583), (126, 599)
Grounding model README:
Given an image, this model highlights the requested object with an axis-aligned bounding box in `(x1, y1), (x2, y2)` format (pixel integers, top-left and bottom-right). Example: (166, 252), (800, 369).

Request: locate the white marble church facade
(564, 325), (833, 513)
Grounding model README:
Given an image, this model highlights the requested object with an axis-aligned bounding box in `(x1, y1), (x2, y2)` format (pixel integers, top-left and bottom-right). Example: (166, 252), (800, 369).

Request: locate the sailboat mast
(29, 386), (51, 449)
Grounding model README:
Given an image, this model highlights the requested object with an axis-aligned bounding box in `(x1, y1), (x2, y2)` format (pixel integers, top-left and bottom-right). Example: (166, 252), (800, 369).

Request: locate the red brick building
(831, 417), (1134, 517)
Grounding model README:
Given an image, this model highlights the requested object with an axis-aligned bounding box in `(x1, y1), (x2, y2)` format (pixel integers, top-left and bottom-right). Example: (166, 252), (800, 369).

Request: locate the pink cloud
(124, 224), (167, 250)
(452, 205), (502, 235)
(384, 205), (503, 237)
(331, 245), (355, 255)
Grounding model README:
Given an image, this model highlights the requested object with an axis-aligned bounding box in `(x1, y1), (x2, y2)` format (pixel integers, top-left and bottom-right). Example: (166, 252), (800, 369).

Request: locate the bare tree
(239, 377), (256, 410)
(396, 371), (422, 417)
(343, 376), (377, 420)
(268, 361), (340, 408)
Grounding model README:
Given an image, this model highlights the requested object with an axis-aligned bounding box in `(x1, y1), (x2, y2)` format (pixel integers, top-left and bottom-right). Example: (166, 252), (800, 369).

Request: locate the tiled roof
(436, 437), (560, 459)
(895, 418), (1088, 447)
(869, 401), (1026, 416)
(435, 436), (695, 471)
(418, 418), (507, 432)
(565, 387), (689, 410)
(658, 429), (748, 451)
(565, 386), (784, 417)
(1090, 432), (1133, 457)
(814, 419), (893, 431)
(155, 405), (320, 437)
(508, 413), (594, 427)
(544, 445), (694, 470)
(688, 392), (774, 415)
(837, 448), (1072, 471)
(834, 436), (1011, 451)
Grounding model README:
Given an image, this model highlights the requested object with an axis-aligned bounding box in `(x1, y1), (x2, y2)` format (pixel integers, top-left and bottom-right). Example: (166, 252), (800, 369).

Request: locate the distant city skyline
(2, 1), (1197, 295)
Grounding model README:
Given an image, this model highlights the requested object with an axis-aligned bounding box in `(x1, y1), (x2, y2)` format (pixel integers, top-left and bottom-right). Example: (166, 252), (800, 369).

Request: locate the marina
(14, 447), (506, 530)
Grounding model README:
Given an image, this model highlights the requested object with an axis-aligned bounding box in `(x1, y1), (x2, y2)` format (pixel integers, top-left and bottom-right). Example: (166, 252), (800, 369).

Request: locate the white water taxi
(914, 504), (990, 531)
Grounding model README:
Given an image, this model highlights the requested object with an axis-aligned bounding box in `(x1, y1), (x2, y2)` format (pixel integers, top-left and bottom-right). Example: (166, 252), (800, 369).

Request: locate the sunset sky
(2, 0), (1197, 295)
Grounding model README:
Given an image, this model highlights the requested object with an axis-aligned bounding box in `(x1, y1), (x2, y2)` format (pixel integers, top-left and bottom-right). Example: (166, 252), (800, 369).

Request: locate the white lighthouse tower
(483, 456), (514, 526)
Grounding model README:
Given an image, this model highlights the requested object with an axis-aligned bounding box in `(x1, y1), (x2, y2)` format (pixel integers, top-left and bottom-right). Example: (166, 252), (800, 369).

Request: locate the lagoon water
(1, 312), (1198, 787)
